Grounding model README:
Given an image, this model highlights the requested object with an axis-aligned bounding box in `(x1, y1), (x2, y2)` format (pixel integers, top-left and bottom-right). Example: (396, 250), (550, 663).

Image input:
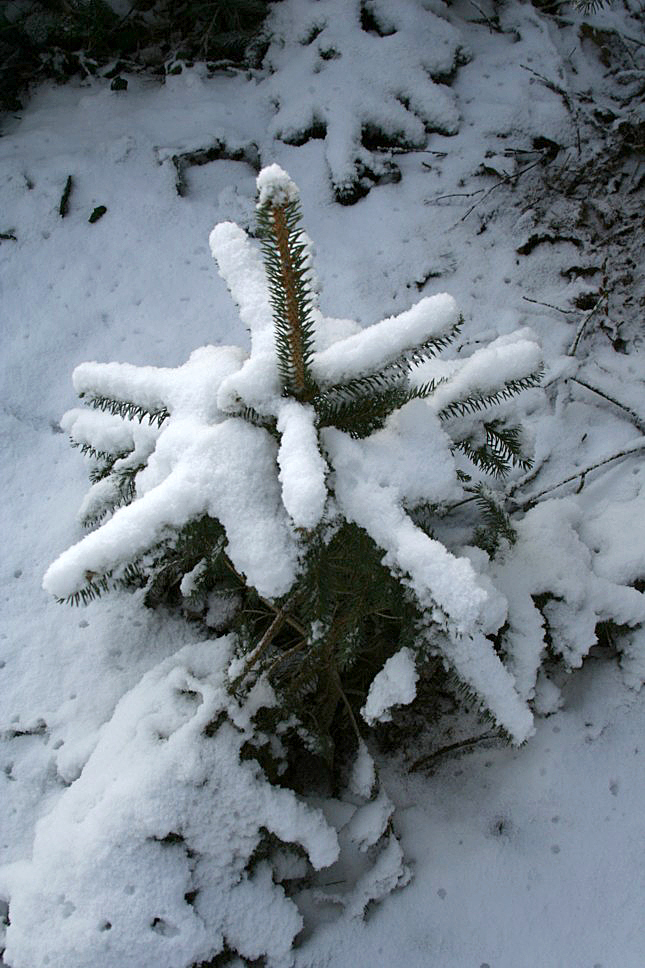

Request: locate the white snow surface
(412, 328), (543, 415)
(311, 293), (459, 385)
(44, 416), (303, 601)
(262, 0), (463, 195)
(361, 647), (419, 726)
(1, 641), (339, 968)
(1, 0), (644, 966)
(276, 401), (328, 529)
(256, 163), (301, 209)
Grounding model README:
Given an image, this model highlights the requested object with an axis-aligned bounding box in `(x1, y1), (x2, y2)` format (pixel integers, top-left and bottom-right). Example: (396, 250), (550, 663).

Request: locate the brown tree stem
(272, 204), (306, 396)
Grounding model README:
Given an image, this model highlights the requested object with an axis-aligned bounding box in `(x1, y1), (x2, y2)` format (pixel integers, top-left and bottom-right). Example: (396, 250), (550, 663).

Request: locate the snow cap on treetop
(256, 164), (300, 208)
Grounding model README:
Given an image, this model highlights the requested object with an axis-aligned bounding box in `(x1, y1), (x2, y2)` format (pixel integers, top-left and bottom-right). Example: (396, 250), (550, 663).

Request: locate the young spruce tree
(45, 165), (543, 773)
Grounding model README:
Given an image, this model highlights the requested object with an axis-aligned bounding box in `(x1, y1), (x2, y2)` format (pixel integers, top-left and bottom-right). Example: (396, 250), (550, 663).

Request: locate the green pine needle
(437, 367), (544, 421)
(83, 393), (169, 427)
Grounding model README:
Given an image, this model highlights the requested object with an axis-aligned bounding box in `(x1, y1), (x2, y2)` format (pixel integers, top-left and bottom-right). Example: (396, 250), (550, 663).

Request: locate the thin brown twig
(520, 64), (573, 111)
(264, 638), (308, 679)
(567, 294), (608, 356)
(460, 155), (547, 220)
(428, 188), (485, 203)
(571, 377), (645, 434)
(334, 670), (362, 743)
(222, 555), (306, 636)
(410, 731), (499, 772)
(505, 455), (549, 498)
(508, 439), (645, 510)
(522, 296), (575, 315)
(426, 146), (552, 220)
(229, 603), (292, 691)
(468, 0), (502, 33)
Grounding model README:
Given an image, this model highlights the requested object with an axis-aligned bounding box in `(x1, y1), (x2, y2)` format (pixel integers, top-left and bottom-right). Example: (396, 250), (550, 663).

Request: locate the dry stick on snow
(505, 454), (550, 499)
(411, 731), (499, 772)
(571, 377), (645, 434)
(431, 153), (549, 221)
(509, 439), (645, 511)
(523, 296), (576, 315)
(468, 0), (502, 33)
(567, 294), (608, 355)
(520, 65), (582, 155)
(428, 187), (484, 203)
(520, 64), (573, 110)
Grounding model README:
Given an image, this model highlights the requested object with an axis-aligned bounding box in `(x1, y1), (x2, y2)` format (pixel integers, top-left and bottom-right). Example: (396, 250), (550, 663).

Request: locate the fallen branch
(571, 377), (645, 434)
(468, 0), (502, 33)
(229, 602), (293, 691)
(428, 188), (484, 203)
(520, 64), (573, 112)
(567, 294), (608, 356)
(410, 731), (499, 772)
(509, 439), (645, 510)
(460, 155), (548, 220)
(426, 153), (549, 219)
(522, 296), (575, 315)
(59, 175), (73, 217)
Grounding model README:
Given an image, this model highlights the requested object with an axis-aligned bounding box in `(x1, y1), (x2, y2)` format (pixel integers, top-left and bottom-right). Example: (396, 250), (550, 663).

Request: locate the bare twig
(571, 377), (645, 434)
(567, 294), (608, 355)
(428, 188), (485, 203)
(522, 296), (575, 315)
(334, 670), (362, 742)
(460, 155), (547, 220)
(229, 603), (292, 690)
(505, 455), (549, 498)
(622, 32), (645, 49)
(264, 637), (308, 679)
(509, 439), (645, 510)
(521, 64), (573, 111)
(426, 153), (547, 218)
(468, 1), (502, 33)
(222, 555), (306, 637)
(411, 731), (499, 772)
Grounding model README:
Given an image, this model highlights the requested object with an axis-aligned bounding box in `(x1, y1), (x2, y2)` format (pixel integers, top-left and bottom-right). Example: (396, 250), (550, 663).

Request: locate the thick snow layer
(493, 497), (645, 699)
(2, 0), (644, 965)
(348, 741), (377, 799)
(327, 399), (459, 506)
(410, 329), (543, 415)
(44, 417), (302, 601)
(324, 425), (532, 742)
(74, 345), (246, 423)
(311, 294), (459, 385)
(257, 163), (301, 209)
(324, 425), (485, 630)
(361, 647), (419, 726)
(276, 401), (328, 529)
(1, 642), (339, 968)
(262, 0), (463, 196)
(61, 407), (159, 458)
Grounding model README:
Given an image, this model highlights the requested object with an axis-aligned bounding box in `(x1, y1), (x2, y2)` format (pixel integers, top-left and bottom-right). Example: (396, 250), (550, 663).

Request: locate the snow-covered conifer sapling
(35, 165), (645, 967)
(45, 165), (546, 766)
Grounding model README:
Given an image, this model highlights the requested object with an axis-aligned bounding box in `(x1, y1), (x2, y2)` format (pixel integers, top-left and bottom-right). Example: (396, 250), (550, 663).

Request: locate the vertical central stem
(272, 205), (306, 397)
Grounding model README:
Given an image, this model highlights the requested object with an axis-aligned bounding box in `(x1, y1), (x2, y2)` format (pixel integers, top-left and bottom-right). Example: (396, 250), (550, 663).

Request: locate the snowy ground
(1, 1), (643, 966)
